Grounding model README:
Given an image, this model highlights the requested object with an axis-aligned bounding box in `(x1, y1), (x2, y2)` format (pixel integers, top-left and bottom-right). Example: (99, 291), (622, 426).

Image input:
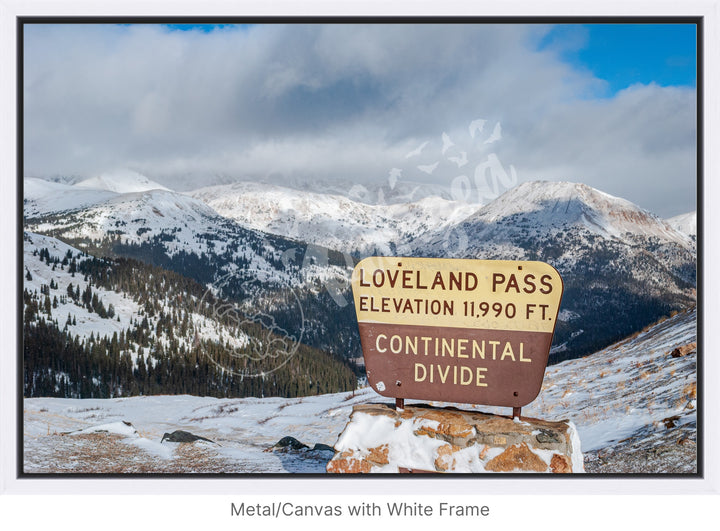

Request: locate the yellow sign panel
(352, 257), (563, 333)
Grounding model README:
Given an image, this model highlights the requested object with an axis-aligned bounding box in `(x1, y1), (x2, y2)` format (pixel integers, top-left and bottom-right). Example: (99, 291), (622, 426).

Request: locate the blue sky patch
(539, 23), (696, 96)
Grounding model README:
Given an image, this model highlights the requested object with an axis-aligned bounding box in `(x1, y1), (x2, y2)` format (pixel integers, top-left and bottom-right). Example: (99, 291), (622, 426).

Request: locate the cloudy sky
(23, 22), (697, 217)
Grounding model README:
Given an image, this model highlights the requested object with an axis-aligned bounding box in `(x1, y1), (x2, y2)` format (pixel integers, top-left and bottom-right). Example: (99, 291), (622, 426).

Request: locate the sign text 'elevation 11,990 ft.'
(351, 257), (564, 408)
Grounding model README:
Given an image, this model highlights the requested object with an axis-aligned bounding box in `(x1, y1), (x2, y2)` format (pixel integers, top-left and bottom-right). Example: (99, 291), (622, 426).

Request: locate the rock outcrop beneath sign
(326, 403), (584, 473)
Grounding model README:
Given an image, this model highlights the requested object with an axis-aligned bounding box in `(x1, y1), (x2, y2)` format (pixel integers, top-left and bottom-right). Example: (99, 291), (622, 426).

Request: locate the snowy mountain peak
(472, 180), (692, 246)
(24, 177), (118, 218)
(74, 169), (170, 194)
(666, 211), (697, 237)
(477, 181), (633, 220)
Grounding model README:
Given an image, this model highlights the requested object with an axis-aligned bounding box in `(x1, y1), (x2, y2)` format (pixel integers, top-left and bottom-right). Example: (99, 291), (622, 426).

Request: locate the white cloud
(22, 23), (696, 216)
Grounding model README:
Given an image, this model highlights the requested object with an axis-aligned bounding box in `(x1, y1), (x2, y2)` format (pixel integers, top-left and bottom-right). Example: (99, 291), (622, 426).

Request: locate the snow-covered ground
(23, 306), (696, 474)
(24, 389), (378, 473)
(526, 307), (697, 453)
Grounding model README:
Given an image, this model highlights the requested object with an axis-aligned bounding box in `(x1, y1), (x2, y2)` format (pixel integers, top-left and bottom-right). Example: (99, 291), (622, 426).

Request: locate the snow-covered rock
(327, 403), (584, 473)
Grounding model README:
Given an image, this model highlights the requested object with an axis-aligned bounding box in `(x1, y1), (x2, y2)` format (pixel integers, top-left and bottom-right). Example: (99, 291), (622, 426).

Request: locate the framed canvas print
(2, 0), (717, 527)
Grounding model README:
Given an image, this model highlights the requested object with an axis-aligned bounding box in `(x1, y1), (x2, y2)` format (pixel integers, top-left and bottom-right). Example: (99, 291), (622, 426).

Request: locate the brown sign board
(351, 257), (564, 408)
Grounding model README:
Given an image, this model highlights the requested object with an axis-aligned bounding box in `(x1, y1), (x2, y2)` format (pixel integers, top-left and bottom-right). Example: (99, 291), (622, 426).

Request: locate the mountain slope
(237, 175), (459, 204)
(24, 178), (118, 218)
(188, 181), (479, 256)
(412, 181), (696, 360)
(23, 176), (354, 285)
(527, 306), (696, 454)
(23, 232), (357, 399)
(24, 177), (696, 366)
(23, 176), (364, 358)
(24, 170), (170, 218)
(417, 181), (694, 250)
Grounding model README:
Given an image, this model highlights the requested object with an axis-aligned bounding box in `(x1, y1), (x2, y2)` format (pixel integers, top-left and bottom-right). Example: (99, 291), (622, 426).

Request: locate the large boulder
(326, 403), (584, 474)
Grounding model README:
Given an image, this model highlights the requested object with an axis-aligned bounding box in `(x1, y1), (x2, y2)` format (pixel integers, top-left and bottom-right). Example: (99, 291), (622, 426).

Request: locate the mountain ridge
(187, 180), (479, 256)
(23, 175), (696, 364)
(446, 180), (692, 248)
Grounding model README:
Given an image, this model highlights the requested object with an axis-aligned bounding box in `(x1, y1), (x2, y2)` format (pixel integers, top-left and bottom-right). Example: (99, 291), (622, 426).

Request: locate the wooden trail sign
(351, 257), (564, 409)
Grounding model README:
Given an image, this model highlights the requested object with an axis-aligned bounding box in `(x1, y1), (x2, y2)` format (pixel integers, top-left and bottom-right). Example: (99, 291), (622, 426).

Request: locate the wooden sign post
(351, 257), (564, 416)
